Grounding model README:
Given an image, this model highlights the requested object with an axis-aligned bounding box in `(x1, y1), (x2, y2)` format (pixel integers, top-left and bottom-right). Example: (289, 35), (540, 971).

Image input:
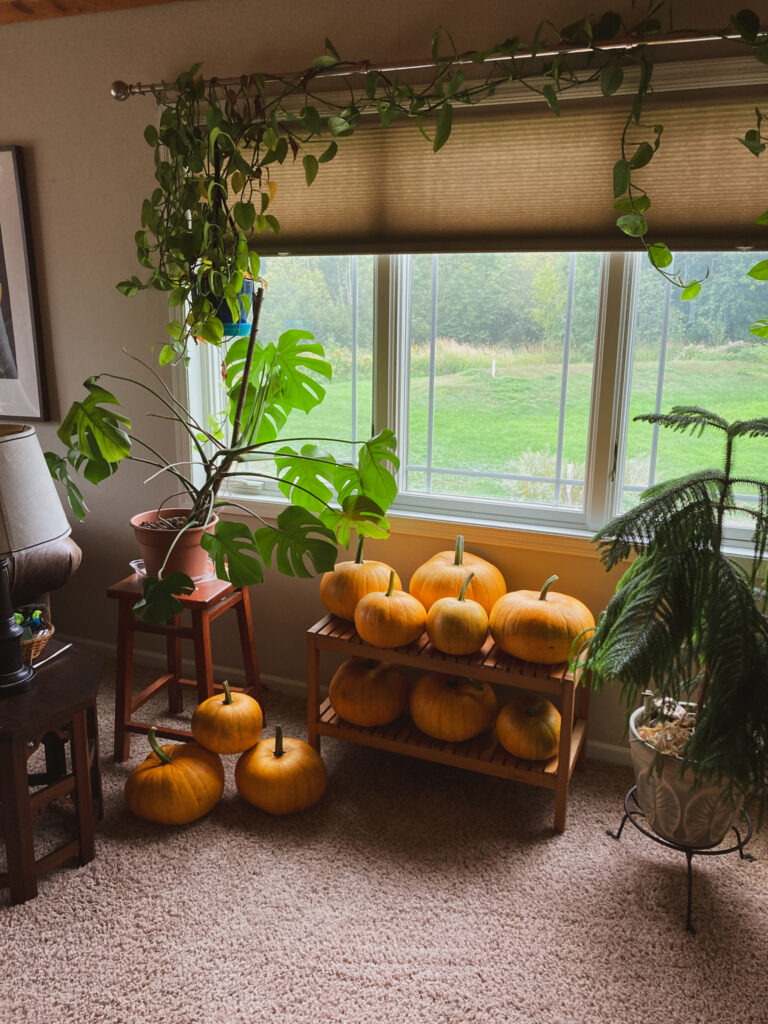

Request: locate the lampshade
(0, 424), (70, 557)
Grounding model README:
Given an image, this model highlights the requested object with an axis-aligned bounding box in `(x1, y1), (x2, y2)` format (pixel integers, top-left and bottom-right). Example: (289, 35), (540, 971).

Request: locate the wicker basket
(20, 623), (55, 664)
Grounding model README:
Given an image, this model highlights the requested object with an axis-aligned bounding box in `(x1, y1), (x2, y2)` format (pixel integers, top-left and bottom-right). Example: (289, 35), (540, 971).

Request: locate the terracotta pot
(629, 705), (744, 849)
(130, 508), (218, 580)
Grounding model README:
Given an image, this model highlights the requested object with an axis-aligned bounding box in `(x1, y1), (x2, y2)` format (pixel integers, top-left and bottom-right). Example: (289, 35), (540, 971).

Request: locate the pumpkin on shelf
(329, 658), (410, 727)
(409, 671), (497, 742)
(408, 535), (506, 614)
(191, 679), (263, 755)
(354, 570), (426, 648)
(124, 727), (225, 825)
(496, 695), (561, 761)
(426, 571), (489, 655)
(235, 725), (327, 815)
(489, 574), (595, 665)
(319, 535), (402, 621)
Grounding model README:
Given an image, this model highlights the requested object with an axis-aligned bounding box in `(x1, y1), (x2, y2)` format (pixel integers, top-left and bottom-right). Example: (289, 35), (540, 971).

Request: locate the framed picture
(0, 146), (47, 421)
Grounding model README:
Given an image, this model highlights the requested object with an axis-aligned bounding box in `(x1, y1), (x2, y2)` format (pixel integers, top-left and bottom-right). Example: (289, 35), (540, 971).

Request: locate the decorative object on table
(0, 147), (47, 421)
(496, 695), (561, 761)
(191, 679), (263, 755)
(573, 406), (768, 845)
(409, 535), (506, 614)
(0, 423), (71, 695)
(328, 658), (410, 727)
(235, 725), (327, 815)
(409, 671), (497, 743)
(425, 571), (489, 655)
(490, 574), (595, 664)
(124, 727), (225, 825)
(319, 535), (402, 622)
(14, 602), (55, 664)
(353, 570), (427, 648)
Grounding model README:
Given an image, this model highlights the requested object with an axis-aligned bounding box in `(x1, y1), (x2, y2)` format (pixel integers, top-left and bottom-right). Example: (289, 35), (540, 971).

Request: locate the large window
(189, 249), (768, 539)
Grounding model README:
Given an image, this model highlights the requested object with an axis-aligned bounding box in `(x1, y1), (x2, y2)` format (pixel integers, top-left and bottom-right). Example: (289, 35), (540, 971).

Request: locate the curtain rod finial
(111, 81), (133, 101)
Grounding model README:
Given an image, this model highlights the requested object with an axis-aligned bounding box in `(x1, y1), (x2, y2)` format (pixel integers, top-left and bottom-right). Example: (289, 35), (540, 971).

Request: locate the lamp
(0, 424), (71, 696)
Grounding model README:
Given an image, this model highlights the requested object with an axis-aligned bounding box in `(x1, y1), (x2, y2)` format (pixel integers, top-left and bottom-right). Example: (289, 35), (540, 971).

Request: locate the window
(188, 248), (768, 540)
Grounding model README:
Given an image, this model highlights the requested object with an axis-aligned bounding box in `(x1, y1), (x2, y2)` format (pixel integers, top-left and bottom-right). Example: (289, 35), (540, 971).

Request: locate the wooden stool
(0, 644), (102, 905)
(108, 573), (262, 761)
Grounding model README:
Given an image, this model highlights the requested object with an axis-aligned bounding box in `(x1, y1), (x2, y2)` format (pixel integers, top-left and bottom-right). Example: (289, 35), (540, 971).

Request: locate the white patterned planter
(629, 706), (743, 849)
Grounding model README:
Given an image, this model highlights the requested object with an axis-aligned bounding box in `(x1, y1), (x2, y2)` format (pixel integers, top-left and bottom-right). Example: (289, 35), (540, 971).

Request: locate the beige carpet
(1, 661), (767, 1024)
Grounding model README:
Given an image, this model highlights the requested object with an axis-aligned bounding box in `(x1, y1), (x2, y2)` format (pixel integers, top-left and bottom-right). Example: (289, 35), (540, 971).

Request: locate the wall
(0, 0), (735, 755)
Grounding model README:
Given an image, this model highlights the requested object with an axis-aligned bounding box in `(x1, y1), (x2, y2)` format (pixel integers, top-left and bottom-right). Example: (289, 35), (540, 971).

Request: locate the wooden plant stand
(306, 614), (590, 833)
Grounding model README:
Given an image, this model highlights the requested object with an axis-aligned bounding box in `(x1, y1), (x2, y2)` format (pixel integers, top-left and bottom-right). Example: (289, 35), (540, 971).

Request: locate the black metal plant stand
(608, 786), (755, 934)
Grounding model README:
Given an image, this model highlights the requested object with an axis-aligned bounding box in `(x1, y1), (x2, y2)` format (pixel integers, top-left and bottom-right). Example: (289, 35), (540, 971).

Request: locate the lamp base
(0, 661), (35, 696)
(0, 555), (36, 698)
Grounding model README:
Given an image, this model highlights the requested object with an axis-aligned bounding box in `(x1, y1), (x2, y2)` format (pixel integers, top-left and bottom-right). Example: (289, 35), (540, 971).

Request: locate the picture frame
(0, 146), (47, 421)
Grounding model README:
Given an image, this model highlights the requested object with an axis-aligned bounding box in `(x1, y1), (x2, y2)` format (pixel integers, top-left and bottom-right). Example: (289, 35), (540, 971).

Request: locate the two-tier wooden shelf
(306, 614), (590, 832)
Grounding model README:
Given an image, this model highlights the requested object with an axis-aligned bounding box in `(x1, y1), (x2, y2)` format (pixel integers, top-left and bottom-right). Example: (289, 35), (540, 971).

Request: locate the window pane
(406, 252), (600, 510)
(622, 251), (768, 514)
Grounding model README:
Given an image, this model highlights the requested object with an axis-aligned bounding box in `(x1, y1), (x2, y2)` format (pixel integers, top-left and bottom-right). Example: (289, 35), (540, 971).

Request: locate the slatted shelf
(306, 614), (590, 832)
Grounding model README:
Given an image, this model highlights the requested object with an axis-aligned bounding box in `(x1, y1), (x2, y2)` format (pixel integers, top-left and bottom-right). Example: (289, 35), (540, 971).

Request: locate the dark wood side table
(108, 573), (262, 761)
(0, 643), (102, 905)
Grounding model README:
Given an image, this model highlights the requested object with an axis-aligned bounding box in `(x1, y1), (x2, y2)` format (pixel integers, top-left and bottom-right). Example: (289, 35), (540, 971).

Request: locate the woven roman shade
(256, 79), (768, 255)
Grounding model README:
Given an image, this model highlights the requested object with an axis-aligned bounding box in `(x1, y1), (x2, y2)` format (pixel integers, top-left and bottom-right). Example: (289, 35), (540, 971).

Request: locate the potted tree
(573, 406), (768, 846)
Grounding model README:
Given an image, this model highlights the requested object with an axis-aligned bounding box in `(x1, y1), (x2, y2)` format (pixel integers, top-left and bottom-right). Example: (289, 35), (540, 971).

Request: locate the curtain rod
(110, 29), (738, 100)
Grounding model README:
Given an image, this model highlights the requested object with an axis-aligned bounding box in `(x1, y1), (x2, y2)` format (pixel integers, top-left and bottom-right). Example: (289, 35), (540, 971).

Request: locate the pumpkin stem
(221, 679), (233, 705)
(458, 571), (474, 601)
(273, 724), (285, 758)
(354, 535), (365, 564)
(539, 574), (559, 601)
(147, 726), (173, 765)
(526, 699), (549, 718)
(385, 569), (396, 597)
(454, 535), (465, 566)
(446, 676), (483, 691)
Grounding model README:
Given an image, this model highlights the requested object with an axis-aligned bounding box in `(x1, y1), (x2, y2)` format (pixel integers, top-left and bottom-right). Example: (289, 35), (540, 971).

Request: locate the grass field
(268, 338), (768, 507)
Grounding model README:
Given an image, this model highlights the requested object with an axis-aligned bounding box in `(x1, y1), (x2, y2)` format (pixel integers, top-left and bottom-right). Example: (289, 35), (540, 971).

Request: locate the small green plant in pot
(573, 406), (768, 846)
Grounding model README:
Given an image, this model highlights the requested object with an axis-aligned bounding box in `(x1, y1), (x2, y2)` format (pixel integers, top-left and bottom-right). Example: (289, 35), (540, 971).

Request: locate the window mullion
(374, 253), (411, 494)
(554, 252), (577, 505)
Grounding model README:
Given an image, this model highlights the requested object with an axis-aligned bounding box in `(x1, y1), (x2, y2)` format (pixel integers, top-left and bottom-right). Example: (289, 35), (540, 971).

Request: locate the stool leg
(114, 599), (135, 762)
(86, 701), (104, 820)
(191, 608), (214, 705)
(235, 587), (263, 709)
(1, 737), (38, 904)
(71, 712), (95, 866)
(166, 614), (183, 714)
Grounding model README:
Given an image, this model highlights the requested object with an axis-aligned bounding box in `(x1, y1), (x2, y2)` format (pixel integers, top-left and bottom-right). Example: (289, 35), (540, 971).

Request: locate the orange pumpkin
(489, 574), (595, 664)
(409, 535), (506, 613)
(320, 536), (402, 621)
(329, 658), (410, 727)
(409, 671), (497, 742)
(124, 728), (225, 824)
(191, 679), (263, 754)
(235, 725), (327, 814)
(426, 571), (489, 655)
(496, 696), (561, 761)
(354, 570), (427, 648)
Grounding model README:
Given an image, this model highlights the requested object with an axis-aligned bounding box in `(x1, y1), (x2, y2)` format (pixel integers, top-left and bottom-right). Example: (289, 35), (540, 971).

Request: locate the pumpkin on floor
(329, 658), (410, 727)
(320, 535), (402, 621)
(409, 671), (497, 742)
(426, 571), (489, 655)
(235, 725), (327, 814)
(354, 570), (426, 648)
(489, 574), (595, 664)
(191, 679), (263, 754)
(496, 695), (561, 761)
(409, 535), (506, 614)
(124, 728), (225, 825)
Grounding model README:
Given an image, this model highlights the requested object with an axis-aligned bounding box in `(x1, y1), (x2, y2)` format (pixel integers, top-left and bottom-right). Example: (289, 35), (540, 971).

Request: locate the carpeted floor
(1, 661), (767, 1024)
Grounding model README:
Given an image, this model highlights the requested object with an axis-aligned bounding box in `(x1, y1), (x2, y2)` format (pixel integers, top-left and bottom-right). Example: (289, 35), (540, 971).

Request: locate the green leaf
(356, 428), (399, 509)
(445, 70), (465, 98)
(749, 318), (768, 338)
(614, 195), (650, 213)
(324, 37), (341, 60)
(748, 259), (768, 280)
(143, 124), (159, 147)
(318, 141), (338, 164)
(303, 154), (319, 186)
(738, 129), (766, 156)
(433, 103), (453, 152)
(57, 378), (132, 466)
(542, 84), (560, 116)
(629, 142), (654, 169)
(274, 444), (337, 512)
(131, 573), (195, 624)
(681, 281), (702, 301)
(44, 451), (87, 521)
(613, 159), (631, 198)
(328, 115), (354, 137)
(116, 276), (143, 298)
(273, 329), (332, 410)
(158, 345), (176, 366)
(311, 54), (339, 70)
(600, 65), (624, 96)
(647, 242), (673, 269)
(731, 8), (760, 40)
(233, 201), (256, 231)
(199, 316), (224, 345)
(755, 209), (768, 226)
(201, 521), (265, 586)
(255, 506), (337, 578)
(319, 496), (391, 548)
(616, 213), (648, 237)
